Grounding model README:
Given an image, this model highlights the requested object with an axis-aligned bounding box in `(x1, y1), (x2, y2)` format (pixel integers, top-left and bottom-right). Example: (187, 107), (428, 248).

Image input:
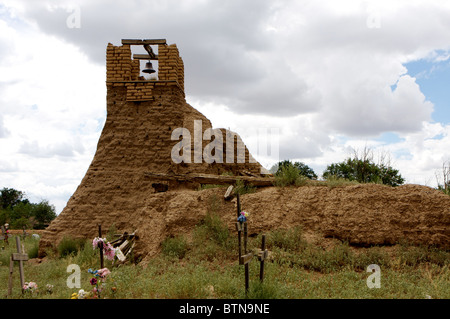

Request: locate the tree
(32, 200), (57, 229)
(435, 161), (450, 195)
(0, 187), (57, 229)
(322, 148), (405, 187)
(272, 160), (318, 180)
(0, 187), (25, 209)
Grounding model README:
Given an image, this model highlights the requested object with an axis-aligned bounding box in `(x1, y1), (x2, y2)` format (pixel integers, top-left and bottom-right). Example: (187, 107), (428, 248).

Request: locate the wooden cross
(234, 193), (270, 296)
(8, 236), (29, 296)
(235, 193), (249, 294)
(258, 234), (268, 282)
(98, 224), (104, 269)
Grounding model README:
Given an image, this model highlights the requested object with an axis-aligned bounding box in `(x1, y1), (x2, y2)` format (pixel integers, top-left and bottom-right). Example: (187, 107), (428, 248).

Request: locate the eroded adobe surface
(38, 40), (265, 257)
(39, 40), (449, 260)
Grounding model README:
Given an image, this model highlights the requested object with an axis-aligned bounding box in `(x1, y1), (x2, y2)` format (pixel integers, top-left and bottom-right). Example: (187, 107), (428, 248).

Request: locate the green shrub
(27, 240), (39, 259)
(267, 226), (306, 252)
(322, 149), (405, 186)
(234, 179), (256, 195)
(295, 175), (309, 186)
(247, 280), (280, 299)
(273, 164), (312, 187)
(324, 175), (359, 188)
(74, 239), (97, 266)
(271, 160), (318, 180)
(294, 244), (354, 273)
(161, 236), (189, 259)
(202, 212), (230, 247)
(351, 246), (389, 271)
(274, 164), (299, 187)
(397, 244), (450, 267)
(191, 196), (234, 260)
(57, 236), (85, 258)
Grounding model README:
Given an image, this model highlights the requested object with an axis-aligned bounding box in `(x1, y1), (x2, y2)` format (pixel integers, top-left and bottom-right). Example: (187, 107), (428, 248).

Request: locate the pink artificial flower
(97, 268), (111, 279)
(103, 243), (116, 261)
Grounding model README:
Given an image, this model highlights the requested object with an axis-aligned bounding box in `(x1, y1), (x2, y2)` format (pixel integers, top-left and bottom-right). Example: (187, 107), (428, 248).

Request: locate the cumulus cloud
(3, 0), (448, 131)
(2, 0), (450, 212)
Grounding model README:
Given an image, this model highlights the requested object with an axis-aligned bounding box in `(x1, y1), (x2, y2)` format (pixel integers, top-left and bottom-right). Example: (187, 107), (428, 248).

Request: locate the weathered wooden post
(243, 222), (249, 294)
(259, 234), (268, 282)
(236, 193), (242, 261)
(236, 193), (253, 296)
(234, 192), (270, 296)
(8, 236), (29, 296)
(98, 224), (104, 269)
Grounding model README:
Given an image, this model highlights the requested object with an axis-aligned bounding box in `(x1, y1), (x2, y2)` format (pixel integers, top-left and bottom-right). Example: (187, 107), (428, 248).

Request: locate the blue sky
(404, 53), (450, 125)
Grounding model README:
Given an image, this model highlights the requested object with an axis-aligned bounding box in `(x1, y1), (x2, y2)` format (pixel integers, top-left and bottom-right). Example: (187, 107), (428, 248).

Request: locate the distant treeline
(0, 187), (57, 229)
(270, 147), (405, 187)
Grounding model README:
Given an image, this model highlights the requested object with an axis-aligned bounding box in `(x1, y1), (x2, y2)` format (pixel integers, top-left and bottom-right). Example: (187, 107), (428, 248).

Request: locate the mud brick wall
(158, 44), (184, 91)
(38, 40), (266, 259)
(106, 44), (135, 82)
(125, 82), (154, 101)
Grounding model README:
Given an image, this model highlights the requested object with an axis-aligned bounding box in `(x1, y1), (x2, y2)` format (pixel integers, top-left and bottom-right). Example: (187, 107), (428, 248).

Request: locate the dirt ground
(39, 183), (449, 263)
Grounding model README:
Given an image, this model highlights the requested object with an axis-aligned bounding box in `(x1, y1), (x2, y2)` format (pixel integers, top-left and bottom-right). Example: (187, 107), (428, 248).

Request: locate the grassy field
(0, 210), (449, 300)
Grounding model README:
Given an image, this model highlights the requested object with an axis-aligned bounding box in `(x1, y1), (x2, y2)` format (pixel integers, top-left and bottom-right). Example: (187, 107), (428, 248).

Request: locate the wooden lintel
(133, 54), (158, 60)
(239, 252), (254, 265)
(121, 39), (167, 45)
(12, 253), (28, 261)
(145, 172), (275, 187)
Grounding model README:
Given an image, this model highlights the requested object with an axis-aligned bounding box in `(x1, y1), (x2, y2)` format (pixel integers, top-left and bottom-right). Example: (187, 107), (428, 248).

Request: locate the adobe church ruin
(38, 39), (269, 258)
(38, 39), (449, 260)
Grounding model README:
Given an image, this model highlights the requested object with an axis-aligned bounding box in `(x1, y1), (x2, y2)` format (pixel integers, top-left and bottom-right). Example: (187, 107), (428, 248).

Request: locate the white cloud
(0, 5), (105, 213)
(1, 0), (450, 213)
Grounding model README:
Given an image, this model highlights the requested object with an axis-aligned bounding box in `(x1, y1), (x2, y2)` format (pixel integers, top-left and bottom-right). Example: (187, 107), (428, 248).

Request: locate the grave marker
(235, 194), (270, 296)
(1, 225), (8, 246)
(8, 237), (29, 296)
(98, 224), (104, 269)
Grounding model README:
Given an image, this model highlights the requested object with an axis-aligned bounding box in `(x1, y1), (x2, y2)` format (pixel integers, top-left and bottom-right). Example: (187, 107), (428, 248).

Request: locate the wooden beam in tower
(121, 39), (167, 45)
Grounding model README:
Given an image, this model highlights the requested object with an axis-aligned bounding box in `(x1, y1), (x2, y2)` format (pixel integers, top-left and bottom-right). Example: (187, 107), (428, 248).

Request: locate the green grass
(234, 179), (256, 195)
(323, 175), (360, 188)
(162, 235), (189, 259)
(1, 222), (449, 299)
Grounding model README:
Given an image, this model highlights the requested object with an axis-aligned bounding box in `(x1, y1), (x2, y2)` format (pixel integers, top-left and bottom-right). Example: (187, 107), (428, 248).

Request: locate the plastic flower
(93, 237), (117, 261)
(77, 289), (87, 299)
(92, 237), (106, 249)
(97, 268), (111, 279)
(237, 211), (249, 223)
(90, 277), (98, 285)
(88, 268), (98, 276)
(23, 281), (38, 292)
(46, 284), (54, 294)
(103, 243), (117, 261)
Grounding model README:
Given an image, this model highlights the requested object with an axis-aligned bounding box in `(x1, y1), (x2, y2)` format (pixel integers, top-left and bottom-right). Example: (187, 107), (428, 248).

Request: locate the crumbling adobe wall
(38, 40), (449, 261)
(38, 41), (265, 257)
